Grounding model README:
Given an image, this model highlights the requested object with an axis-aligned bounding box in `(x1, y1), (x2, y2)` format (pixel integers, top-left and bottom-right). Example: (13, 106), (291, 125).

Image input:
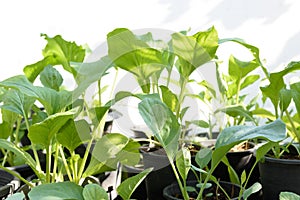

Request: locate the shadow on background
(160, 0), (193, 23)
(207, 0), (290, 29)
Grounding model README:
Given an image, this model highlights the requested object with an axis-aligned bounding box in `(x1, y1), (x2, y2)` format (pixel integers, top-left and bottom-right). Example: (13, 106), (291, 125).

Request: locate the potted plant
(0, 34), (149, 199)
(138, 96), (286, 199)
(255, 60), (300, 199)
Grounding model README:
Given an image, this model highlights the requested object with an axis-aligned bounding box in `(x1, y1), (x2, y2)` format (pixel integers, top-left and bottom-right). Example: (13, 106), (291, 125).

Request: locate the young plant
(138, 96), (286, 199)
(257, 60), (300, 157)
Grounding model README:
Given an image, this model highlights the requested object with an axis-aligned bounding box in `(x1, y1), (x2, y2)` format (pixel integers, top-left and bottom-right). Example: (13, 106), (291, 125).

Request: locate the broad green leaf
(138, 97), (180, 159)
(195, 148), (212, 169)
(215, 105), (254, 122)
(179, 106), (190, 121)
(116, 139), (141, 166)
(117, 168), (152, 200)
(0, 109), (19, 139)
(279, 88), (292, 114)
(252, 108), (276, 121)
(24, 34), (86, 82)
(84, 133), (132, 176)
(228, 56), (259, 82)
(28, 108), (77, 148)
(107, 28), (163, 93)
(28, 181), (84, 200)
(240, 75), (260, 90)
(40, 65), (63, 91)
(255, 142), (278, 162)
(280, 192), (300, 200)
(176, 147), (191, 181)
(172, 26), (218, 78)
(90, 133), (128, 163)
(0, 75), (73, 115)
(219, 38), (265, 73)
(212, 119), (286, 169)
(188, 120), (210, 128)
(291, 81), (300, 117)
(243, 182), (262, 200)
(160, 85), (178, 112)
(83, 184), (108, 200)
(6, 192), (25, 200)
(57, 119), (91, 152)
(88, 106), (110, 128)
(83, 157), (111, 177)
(0, 90), (35, 117)
(0, 122), (11, 139)
(72, 56), (113, 99)
(261, 61), (300, 113)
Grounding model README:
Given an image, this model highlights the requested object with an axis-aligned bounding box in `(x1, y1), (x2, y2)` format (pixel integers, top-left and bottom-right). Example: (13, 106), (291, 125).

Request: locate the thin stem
(77, 134), (95, 180)
(176, 77), (188, 119)
(59, 146), (73, 182)
(98, 79), (102, 106)
(51, 144), (60, 183)
(46, 145), (52, 183)
(285, 110), (300, 140)
(109, 67), (119, 99)
(23, 112), (41, 172)
(169, 160), (189, 200)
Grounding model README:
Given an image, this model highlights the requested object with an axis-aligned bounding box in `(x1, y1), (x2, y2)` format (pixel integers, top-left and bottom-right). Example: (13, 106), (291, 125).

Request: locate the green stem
(51, 144), (60, 183)
(0, 165), (34, 188)
(169, 159), (189, 200)
(238, 159), (259, 200)
(98, 79), (102, 106)
(176, 77), (188, 119)
(14, 117), (22, 147)
(77, 134), (95, 180)
(59, 146), (73, 182)
(285, 110), (300, 140)
(46, 145), (52, 183)
(109, 67), (119, 99)
(23, 112), (42, 172)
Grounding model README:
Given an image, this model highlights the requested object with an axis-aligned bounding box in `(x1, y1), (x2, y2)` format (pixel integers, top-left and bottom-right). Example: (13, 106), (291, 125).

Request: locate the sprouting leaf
(195, 148), (212, 169)
(83, 184), (108, 200)
(260, 61), (300, 113)
(160, 85), (178, 112)
(40, 65), (63, 91)
(243, 182), (262, 200)
(176, 147), (191, 181)
(117, 168), (152, 200)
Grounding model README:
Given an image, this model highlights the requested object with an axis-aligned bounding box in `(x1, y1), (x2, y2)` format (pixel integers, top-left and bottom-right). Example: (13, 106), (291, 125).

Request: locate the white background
(1, 0), (300, 80)
(1, 0), (300, 134)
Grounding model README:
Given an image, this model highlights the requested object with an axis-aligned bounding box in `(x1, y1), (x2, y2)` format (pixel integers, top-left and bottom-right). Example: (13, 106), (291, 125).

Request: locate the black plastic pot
(209, 141), (260, 188)
(0, 169), (20, 199)
(259, 156), (300, 200)
(163, 180), (240, 200)
(141, 147), (176, 200)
